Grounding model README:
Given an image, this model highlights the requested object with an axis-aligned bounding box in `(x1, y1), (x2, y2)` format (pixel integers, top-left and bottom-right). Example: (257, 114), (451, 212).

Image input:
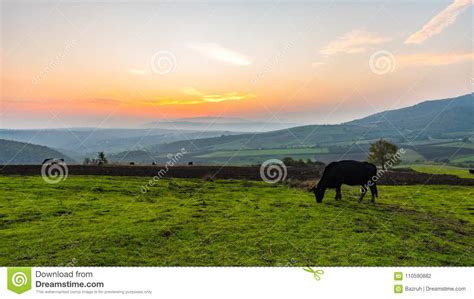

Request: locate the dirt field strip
(1, 165), (473, 185)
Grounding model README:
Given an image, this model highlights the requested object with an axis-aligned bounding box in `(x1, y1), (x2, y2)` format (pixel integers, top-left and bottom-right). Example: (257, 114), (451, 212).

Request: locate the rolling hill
(2, 93), (472, 166)
(102, 93), (473, 166)
(0, 139), (74, 165)
(349, 93), (473, 136)
(0, 128), (239, 160)
(141, 117), (299, 132)
(151, 93), (473, 154)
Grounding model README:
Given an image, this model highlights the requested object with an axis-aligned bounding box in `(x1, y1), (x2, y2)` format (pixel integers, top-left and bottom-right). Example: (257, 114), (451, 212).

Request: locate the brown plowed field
(1, 165), (473, 185)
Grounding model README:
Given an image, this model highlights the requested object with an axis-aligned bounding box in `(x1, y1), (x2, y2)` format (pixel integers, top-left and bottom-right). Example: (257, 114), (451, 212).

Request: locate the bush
(282, 157), (325, 168)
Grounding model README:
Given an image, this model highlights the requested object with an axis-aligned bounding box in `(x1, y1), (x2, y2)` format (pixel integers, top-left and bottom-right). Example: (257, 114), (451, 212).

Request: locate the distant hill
(0, 128), (238, 159)
(0, 139), (74, 165)
(348, 93), (473, 136)
(141, 117), (299, 132)
(151, 93), (473, 153)
(2, 93), (472, 166)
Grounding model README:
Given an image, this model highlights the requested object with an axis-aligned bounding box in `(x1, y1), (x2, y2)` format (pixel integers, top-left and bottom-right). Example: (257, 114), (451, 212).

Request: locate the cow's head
(310, 184), (325, 203)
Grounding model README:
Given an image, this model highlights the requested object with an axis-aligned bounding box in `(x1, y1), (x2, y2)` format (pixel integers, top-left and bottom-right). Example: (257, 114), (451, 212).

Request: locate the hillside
(0, 139), (74, 165)
(102, 93), (473, 166)
(349, 93), (473, 136)
(142, 117), (299, 132)
(151, 93), (473, 153)
(3, 93), (471, 166)
(0, 128), (238, 159)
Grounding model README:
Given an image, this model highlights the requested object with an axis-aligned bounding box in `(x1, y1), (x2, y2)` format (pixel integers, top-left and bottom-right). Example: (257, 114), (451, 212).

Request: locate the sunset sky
(1, 0), (472, 129)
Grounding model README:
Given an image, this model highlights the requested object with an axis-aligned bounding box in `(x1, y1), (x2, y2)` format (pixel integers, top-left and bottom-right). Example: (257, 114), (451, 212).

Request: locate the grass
(450, 155), (474, 165)
(196, 154), (320, 166)
(0, 175), (473, 266)
(435, 142), (474, 149)
(195, 147), (328, 158)
(405, 164), (473, 179)
(399, 149), (425, 163)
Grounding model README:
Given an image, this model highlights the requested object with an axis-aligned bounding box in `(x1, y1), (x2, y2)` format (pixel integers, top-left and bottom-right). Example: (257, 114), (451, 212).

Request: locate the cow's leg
(369, 184), (377, 203)
(358, 186), (367, 203)
(335, 185), (342, 201)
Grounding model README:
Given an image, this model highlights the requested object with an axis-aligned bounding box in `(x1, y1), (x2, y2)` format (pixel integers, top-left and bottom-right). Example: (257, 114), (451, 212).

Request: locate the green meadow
(194, 147), (329, 158)
(406, 164), (473, 179)
(0, 175), (473, 266)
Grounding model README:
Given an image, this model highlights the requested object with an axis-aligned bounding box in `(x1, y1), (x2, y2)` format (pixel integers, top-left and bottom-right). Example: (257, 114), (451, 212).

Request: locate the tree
(368, 139), (399, 170)
(97, 152), (108, 165)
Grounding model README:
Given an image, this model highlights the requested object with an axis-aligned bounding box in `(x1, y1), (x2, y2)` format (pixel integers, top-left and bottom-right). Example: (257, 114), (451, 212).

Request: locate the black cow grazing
(311, 160), (378, 203)
(188, 161), (193, 166)
(470, 169), (474, 174)
(129, 162), (135, 166)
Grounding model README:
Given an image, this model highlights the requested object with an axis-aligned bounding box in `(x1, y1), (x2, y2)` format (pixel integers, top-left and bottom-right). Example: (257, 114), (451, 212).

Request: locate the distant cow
(470, 169), (474, 174)
(42, 158), (64, 165)
(311, 160), (378, 203)
(152, 162), (157, 165)
(188, 162), (193, 166)
(129, 162), (135, 166)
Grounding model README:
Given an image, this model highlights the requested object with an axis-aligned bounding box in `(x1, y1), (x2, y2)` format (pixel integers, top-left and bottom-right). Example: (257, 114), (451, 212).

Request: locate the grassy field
(450, 155), (474, 165)
(0, 175), (473, 266)
(405, 164), (473, 179)
(195, 147), (328, 158)
(398, 149), (425, 163)
(435, 142), (474, 149)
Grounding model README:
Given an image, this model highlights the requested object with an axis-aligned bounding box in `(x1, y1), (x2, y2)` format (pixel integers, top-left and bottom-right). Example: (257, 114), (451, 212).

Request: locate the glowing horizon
(1, 0), (472, 129)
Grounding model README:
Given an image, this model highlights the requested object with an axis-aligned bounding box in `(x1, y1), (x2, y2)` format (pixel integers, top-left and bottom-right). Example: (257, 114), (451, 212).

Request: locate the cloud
(398, 51), (473, 67)
(189, 43), (251, 66)
(405, 0), (472, 44)
(320, 30), (390, 56)
(152, 88), (256, 106)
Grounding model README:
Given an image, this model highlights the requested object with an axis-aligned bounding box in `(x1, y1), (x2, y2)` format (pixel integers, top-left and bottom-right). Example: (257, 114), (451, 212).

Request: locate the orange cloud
(150, 88), (256, 106)
(405, 0), (472, 44)
(320, 30), (390, 56)
(189, 43), (252, 66)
